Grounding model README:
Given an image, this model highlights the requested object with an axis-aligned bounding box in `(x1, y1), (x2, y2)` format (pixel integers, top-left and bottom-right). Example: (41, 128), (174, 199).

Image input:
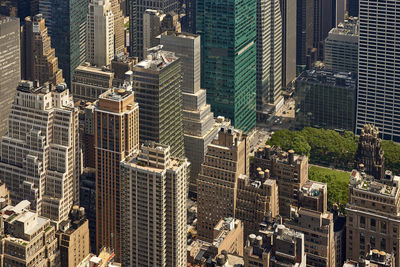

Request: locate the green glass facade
(197, 0), (257, 133)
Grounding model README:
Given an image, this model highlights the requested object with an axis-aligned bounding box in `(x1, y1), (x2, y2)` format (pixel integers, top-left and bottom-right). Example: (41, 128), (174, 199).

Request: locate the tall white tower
(87, 0), (114, 67)
(356, 0), (400, 141)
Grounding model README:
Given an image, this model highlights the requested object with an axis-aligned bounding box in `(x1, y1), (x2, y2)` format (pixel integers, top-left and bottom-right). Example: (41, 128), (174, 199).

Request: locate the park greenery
(267, 127), (400, 174)
(308, 166), (349, 212)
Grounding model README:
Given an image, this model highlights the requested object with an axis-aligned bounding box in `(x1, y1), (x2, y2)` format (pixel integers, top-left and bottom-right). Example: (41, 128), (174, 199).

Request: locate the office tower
(143, 10), (181, 56)
(0, 81), (80, 225)
(197, 0), (256, 133)
(0, 200), (59, 266)
(197, 127), (249, 242)
(244, 224), (306, 267)
(347, 0), (358, 17)
(95, 88), (139, 260)
(356, 0), (400, 142)
(256, 0), (283, 121)
(354, 125), (385, 180)
(181, 0), (196, 33)
(22, 14), (64, 86)
(0, 17), (20, 137)
(75, 101), (96, 169)
(236, 170), (279, 238)
(332, 0), (345, 27)
(252, 146), (309, 217)
(133, 48), (184, 157)
(280, 0), (297, 89)
(130, 0), (180, 59)
(57, 206), (90, 267)
(296, 0), (314, 67)
(313, 0), (334, 60)
(295, 69), (357, 131)
(39, 0), (87, 86)
(285, 180), (335, 267)
(0, 0), (38, 21)
(120, 142), (189, 267)
(110, 0), (124, 55)
(159, 31), (218, 194)
(324, 17), (359, 73)
(71, 64), (114, 102)
(87, 0), (114, 67)
(80, 168), (96, 253)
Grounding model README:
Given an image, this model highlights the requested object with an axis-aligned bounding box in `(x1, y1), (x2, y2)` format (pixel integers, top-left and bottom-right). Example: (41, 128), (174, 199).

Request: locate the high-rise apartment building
(39, 0), (87, 86)
(197, 127), (249, 242)
(356, 0), (400, 141)
(295, 69), (357, 131)
(280, 0), (297, 89)
(252, 146), (309, 217)
(87, 0), (114, 67)
(0, 200), (59, 266)
(22, 14), (64, 86)
(95, 88), (139, 260)
(57, 206), (90, 267)
(109, 0), (124, 55)
(285, 180), (335, 267)
(120, 142), (189, 267)
(0, 17), (20, 137)
(244, 223), (306, 267)
(133, 48), (184, 157)
(0, 81), (80, 225)
(256, 0), (283, 121)
(71, 64), (114, 102)
(196, 0), (257, 133)
(324, 17), (359, 73)
(159, 31), (218, 194)
(346, 125), (400, 267)
(129, 0), (180, 59)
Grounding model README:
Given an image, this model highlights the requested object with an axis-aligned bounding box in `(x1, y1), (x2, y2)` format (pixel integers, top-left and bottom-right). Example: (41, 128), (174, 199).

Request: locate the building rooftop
(328, 17), (359, 36)
(301, 180), (326, 197)
(136, 45), (178, 71)
(160, 30), (199, 39)
(99, 88), (133, 102)
(296, 69), (357, 89)
(75, 64), (114, 77)
(350, 169), (400, 197)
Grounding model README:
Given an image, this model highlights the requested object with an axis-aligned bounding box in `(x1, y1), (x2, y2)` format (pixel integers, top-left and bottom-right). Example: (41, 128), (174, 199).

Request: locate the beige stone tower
(22, 14), (64, 85)
(110, 0), (125, 55)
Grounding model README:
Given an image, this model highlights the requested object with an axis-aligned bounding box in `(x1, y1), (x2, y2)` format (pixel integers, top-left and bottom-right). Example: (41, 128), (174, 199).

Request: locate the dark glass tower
(39, 0), (87, 86)
(197, 0), (257, 133)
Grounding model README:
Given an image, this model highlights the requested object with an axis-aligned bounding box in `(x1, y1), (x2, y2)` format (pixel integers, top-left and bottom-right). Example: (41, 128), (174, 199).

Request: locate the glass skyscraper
(39, 0), (87, 86)
(197, 0), (257, 133)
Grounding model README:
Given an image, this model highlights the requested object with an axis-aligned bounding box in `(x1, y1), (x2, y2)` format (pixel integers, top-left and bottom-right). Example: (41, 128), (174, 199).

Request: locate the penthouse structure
(244, 223), (306, 267)
(284, 180), (335, 267)
(159, 31), (218, 194)
(133, 47), (184, 157)
(22, 14), (64, 86)
(197, 127), (249, 242)
(120, 142), (189, 267)
(95, 88), (139, 260)
(71, 64), (114, 102)
(295, 69), (357, 131)
(252, 146), (309, 217)
(324, 17), (359, 73)
(0, 200), (59, 266)
(0, 81), (80, 225)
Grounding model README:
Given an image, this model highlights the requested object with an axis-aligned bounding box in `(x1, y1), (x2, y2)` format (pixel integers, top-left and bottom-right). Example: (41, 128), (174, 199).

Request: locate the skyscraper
(313, 0), (334, 60)
(256, 0), (283, 121)
(95, 88), (139, 260)
(39, 0), (87, 86)
(120, 142), (189, 267)
(129, 0), (180, 59)
(197, 0), (257, 133)
(133, 47), (185, 157)
(0, 0), (39, 22)
(356, 0), (400, 141)
(22, 14), (64, 86)
(0, 81), (80, 226)
(87, 0), (114, 67)
(324, 17), (359, 73)
(280, 0), (297, 89)
(159, 31), (218, 194)
(296, 0), (314, 67)
(347, 0), (358, 17)
(109, 0), (125, 55)
(0, 17), (20, 137)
